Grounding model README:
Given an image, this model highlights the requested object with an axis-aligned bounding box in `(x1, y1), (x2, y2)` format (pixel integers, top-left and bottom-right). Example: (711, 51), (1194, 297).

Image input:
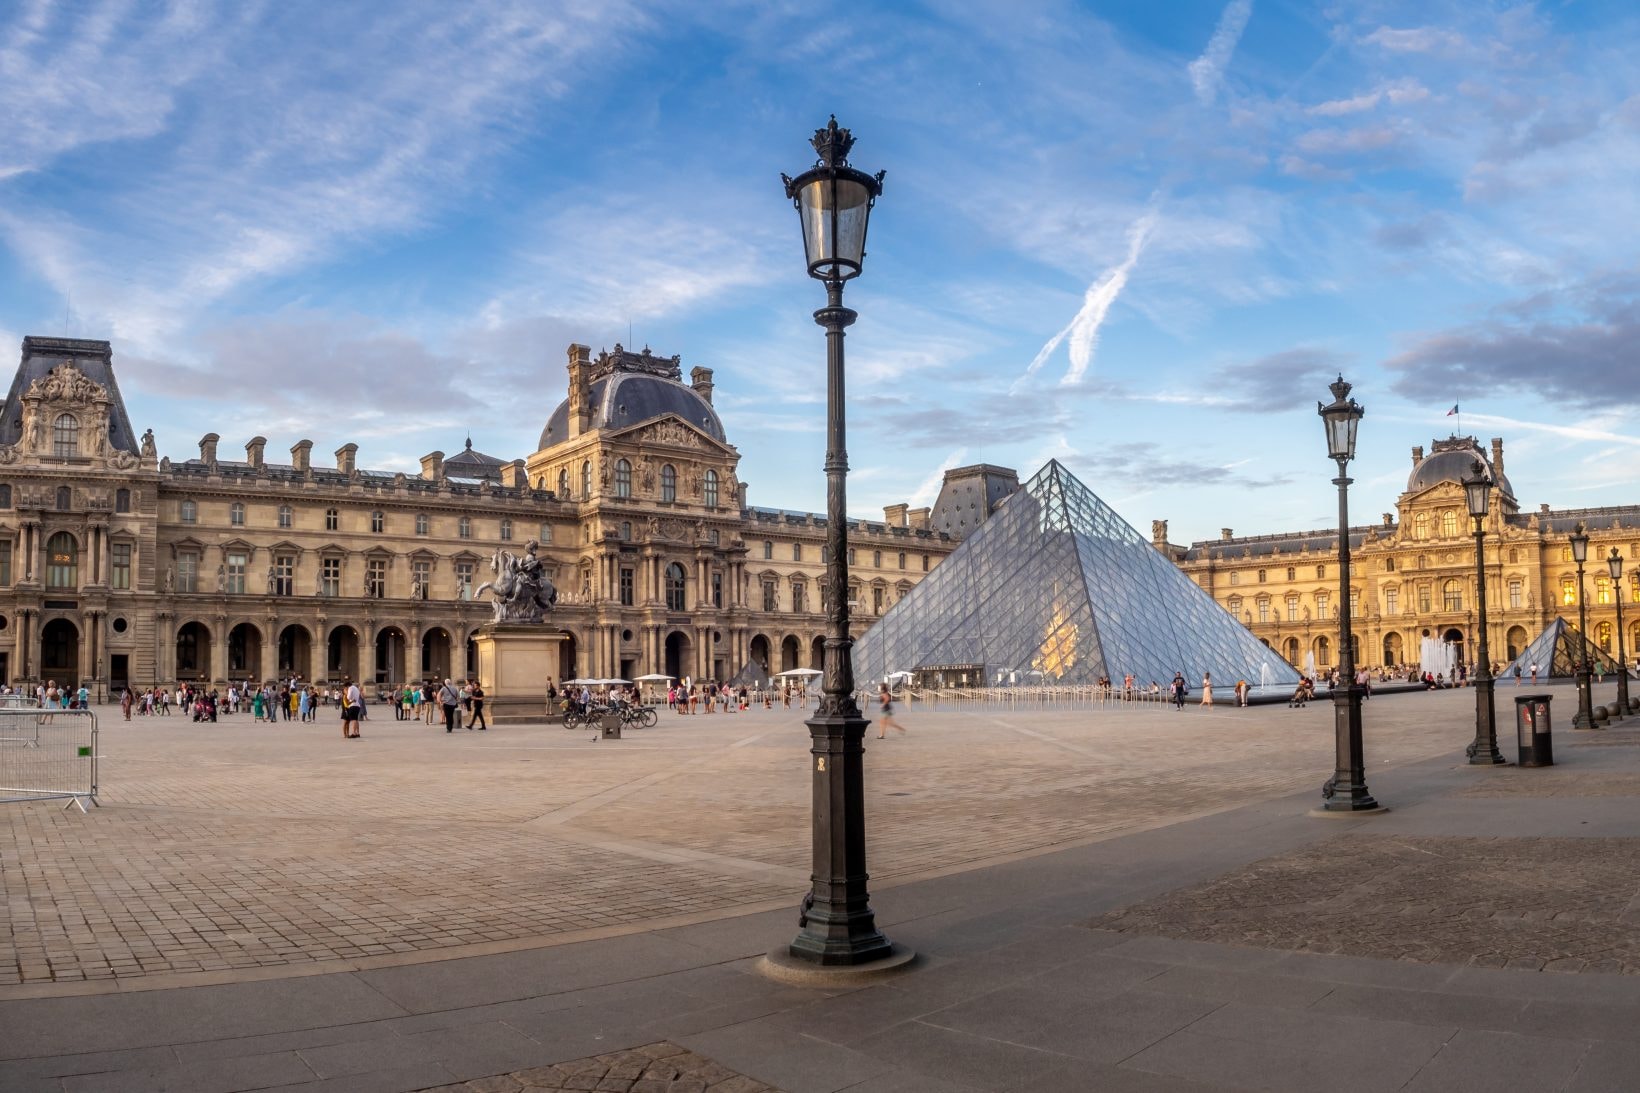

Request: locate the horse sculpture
(475, 540), (557, 624)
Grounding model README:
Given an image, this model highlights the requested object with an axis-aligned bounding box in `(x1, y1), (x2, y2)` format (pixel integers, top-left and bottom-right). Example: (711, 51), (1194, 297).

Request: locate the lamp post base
(760, 942), (917, 987)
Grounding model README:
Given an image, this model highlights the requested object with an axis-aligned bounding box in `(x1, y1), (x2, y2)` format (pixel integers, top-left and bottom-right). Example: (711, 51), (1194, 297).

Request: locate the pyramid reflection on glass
(853, 460), (1301, 689)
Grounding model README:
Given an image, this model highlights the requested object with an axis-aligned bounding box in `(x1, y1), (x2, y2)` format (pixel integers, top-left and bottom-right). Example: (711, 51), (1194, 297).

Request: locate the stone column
(260, 619), (279, 684)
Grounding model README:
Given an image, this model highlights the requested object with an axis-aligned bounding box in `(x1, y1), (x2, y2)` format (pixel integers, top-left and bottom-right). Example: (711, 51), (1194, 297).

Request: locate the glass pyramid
(1498, 617), (1619, 679)
(853, 460), (1301, 689)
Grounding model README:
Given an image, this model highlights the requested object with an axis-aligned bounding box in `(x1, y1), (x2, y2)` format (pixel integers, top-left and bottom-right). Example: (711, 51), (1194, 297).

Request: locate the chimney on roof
(500, 459), (526, 488)
(1491, 437), (1505, 480)
(1541, 503), (1551, 515)
(199, 432), (219, 468)
(690, 365), (715, 406)
(290, 439), (312, 474)
(1220, 528), (1234, 542)
(335, 443), (357, 476)
(420, 451), (445, 481)
(245, 436), (265, 470)
(884, 503), (908, 528)
(1412, 445), (1424, 464)
(908, 507), (930, 530)
(567, 344), (592, 438)
(1151, 520), (1169, 552)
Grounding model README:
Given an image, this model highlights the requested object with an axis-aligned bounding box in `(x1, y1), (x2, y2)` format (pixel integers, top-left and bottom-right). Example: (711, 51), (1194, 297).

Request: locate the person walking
(439, 678), (461, 732)
(1513, 663), (1523, 687)
(120, 687), (133, 721)
(1200, 672), (1213, 707)
(876, 684), (905, 738)
(1170, 673), (1187, 710)
(469, 681), (488, 730)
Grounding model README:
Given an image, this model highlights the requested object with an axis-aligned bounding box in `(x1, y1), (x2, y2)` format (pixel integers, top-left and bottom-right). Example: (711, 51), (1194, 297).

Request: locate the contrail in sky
(1188, 0), (1253, 104)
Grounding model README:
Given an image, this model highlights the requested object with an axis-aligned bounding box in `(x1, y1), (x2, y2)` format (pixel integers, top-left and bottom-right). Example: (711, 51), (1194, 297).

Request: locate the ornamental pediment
(613, 417), (732, 454)
(26, 363), (108, 405)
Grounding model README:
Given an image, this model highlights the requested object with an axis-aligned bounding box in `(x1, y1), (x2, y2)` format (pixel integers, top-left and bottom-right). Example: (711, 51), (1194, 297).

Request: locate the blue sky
(3, 0), (1638, 545)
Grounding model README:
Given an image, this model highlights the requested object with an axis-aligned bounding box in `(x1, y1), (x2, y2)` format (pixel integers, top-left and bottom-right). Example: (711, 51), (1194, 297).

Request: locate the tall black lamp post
(1570, 524), (1595, 730)
(780, 118), (894, 966)
(1610, 548), (1630, 720)
(1317, 376), (1379, 811)
(1463, 461), (1504, 764)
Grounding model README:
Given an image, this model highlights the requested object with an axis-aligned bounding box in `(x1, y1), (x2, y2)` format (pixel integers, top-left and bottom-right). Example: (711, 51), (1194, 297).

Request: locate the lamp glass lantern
(1610, 547), (1624, 582)
(783, 117), (885, 283)
(1463, 461), (1491, 520)
(1318, 376), (1364, 463)
(1570, 526), (1590, 565)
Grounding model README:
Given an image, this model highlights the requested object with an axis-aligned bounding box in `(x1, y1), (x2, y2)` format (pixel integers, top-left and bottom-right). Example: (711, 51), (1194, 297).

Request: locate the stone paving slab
(411, 1041), (783, 1092)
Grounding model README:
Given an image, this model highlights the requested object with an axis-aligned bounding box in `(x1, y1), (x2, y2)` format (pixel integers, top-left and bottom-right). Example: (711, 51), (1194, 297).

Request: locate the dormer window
(52, 414), (79, 457)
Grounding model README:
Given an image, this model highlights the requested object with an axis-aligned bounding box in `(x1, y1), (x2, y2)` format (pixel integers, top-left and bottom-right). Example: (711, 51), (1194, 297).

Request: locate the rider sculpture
(476, 540), (558, 623)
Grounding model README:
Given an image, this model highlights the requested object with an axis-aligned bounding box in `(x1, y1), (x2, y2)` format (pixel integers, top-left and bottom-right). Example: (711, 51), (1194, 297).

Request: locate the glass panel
(798, 176), (873, 275)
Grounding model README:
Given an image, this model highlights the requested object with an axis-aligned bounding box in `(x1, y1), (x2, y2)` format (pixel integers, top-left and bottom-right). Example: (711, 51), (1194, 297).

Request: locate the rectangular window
(1562, 578), (1576, 606)
(1508, 580), (1522, 609)
(763, 582), (777, 612)
(898, 552), (906, 570)
(178, 551), (199, 593)
(847, 548), (856, 565)
(456, 561), (474, 600)
(367, 558), (386, 599)
(1316, 594), (1330, 619)
(110, 544), (131, 589)
(1286, 599), (1299, 622)
(1418, 586), (1432, 612)
(922, 554), (929, 572)
(1257, 599), (1269, 623)
(0, 540), (11, 587)
(412, 560), (430, 599)
(873, 551), (881, 568)
(711, 571), (723, 608)
(764, 541), (773, 560)
(1385, 588), (1399, 615)
(1350, 591), (1360, 615)
(873, 587), (885, 614)
(321, 557), (341, 597)
(275, 554), (294, 597)
(619, 567), (634, 606)
(792, 543), (802, 562)
(226, 551), (246, 594)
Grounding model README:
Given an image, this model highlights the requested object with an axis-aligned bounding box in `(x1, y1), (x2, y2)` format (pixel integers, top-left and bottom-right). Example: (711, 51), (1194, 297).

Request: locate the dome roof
(539, 372), (726, 450)
(1407, 439), (1514, 498)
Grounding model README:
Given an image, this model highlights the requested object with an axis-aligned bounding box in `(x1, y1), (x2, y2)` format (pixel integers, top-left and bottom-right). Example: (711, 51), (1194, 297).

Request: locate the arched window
(371, 511), (384, 533)
(230, 502), (245, 526)
(764, 541), (773, 560)
(1287, 566), (1296, 581)
(45, 532), (77, 588)
(325, 508), (339, 531)
(581, 461), (591, 500)
(1414, 513), (1429, 540)
(661, 464), (677, 503)
(180, 499), (197, 524)
(704, 469), (719, 508)
(278, 504), (292, 528)
(1442, 579), (1463, 611)
(1440, 510), (1458, 538)
(665, 563), (687, 611)
(55, 486), (71, 511)
(114, 488), (129, 513)
(458, 516), (471, 539)
(1316, 565), (1326, 579)
(614, 459), (632, 499)
(52, 413), (79, 457)
(500, 518), (513, 541)
(557, 469), (569, 497)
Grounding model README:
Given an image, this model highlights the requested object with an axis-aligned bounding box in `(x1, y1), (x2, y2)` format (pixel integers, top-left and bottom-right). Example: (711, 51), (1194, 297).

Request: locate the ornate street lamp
(1463, 461), (1504, 764)
(1570, 524), (1595, 730)
(1317, 376), (1379, 811)
(779, 118), (895, 967)
(1609, 547), (1630, 720)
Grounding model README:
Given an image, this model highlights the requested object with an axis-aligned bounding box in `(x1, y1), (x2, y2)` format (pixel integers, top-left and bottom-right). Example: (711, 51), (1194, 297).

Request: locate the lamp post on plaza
(1570, 524), (1595, 730)
(1610, 548), (1630, 720)
(1317, 376), (1380, 812)
(778, 117), (896, 967)
(1462, 461), (1504, 764)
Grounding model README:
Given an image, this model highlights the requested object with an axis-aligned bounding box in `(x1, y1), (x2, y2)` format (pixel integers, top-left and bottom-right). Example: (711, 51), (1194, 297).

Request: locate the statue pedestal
(473, 624), (565, 725)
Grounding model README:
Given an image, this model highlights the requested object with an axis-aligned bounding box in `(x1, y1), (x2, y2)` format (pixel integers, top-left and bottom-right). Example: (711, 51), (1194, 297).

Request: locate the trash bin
(1515, 694), (1552, 767)
(599, 711), (622, 740)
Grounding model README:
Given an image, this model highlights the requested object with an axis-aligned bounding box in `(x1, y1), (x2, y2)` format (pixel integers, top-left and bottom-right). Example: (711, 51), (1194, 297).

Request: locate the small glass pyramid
(853, 460), (1301, 690)
(1498, 616), (1619, 679)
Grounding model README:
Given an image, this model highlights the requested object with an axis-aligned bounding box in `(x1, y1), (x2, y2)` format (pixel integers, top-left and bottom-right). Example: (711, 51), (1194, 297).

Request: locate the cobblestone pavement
(1088, 833), (1640, 973)
(1, 689), (1488, 989)
(1457, 769), (1640, 796)
(414, 1042), (781, 1092)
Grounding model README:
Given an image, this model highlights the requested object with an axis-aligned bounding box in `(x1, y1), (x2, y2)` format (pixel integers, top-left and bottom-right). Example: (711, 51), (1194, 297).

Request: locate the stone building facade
(0, 336), (959, 695)
(1162, 436), (1640, 673)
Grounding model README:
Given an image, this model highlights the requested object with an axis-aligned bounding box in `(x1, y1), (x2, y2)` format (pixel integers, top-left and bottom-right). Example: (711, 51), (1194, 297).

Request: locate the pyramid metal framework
(853, 460), (1301, 689)
(1498, 617), (1620, 680)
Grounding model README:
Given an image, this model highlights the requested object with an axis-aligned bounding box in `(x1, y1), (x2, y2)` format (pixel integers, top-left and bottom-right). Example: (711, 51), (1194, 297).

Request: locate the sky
(3, 0), (1639, 545)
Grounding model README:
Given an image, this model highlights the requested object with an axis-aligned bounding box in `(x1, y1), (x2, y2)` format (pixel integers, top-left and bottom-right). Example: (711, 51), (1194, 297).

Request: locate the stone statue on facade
(216, 564), (226, 593)
(475, 539), (557, 623)
(163, 566), (174, 593)
(141, 429), (157, 460)
(266, 567), (277, 595)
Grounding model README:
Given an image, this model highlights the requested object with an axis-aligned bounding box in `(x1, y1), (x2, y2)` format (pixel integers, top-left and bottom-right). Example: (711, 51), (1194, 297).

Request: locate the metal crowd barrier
(864, 685), (1188, 712)
(0, 708), (99, 812)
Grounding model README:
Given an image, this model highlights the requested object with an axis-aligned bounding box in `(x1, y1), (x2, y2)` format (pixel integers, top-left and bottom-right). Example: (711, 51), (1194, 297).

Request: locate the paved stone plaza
(4, 689), (1481, 991)
(7, 682), (1640, 1091)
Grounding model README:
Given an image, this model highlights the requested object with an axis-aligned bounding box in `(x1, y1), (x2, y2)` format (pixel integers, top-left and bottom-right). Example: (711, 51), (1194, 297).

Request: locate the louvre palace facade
(1161, 436), (1640, 674)
(0, 336), (968, 696)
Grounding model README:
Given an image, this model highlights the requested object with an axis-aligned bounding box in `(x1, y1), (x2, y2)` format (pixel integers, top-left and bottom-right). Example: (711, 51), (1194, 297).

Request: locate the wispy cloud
(1188, 0), (1254, 105)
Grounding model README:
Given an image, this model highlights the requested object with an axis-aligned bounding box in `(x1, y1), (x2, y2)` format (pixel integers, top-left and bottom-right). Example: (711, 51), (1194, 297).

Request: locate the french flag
(1446, 404), (1459, 416)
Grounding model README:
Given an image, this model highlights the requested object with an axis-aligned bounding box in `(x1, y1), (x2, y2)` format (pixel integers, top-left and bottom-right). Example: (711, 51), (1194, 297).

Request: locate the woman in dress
(1200, 672), (1213, 706)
